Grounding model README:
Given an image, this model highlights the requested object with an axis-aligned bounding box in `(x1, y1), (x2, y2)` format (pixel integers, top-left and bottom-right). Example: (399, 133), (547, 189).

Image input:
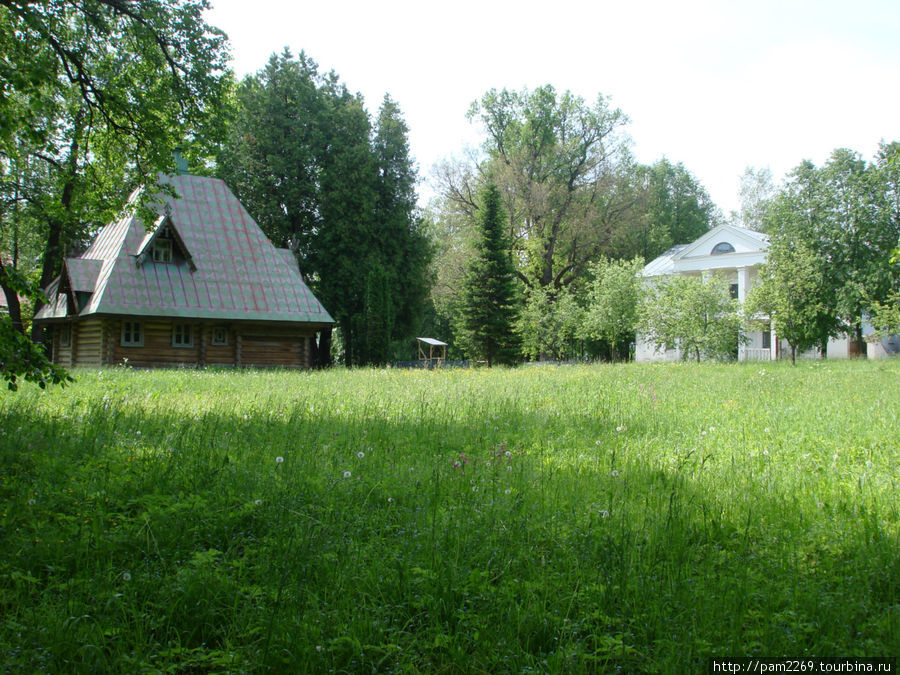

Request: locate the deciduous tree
(581, 256), (645, 361)
(639, 274), (743, 362)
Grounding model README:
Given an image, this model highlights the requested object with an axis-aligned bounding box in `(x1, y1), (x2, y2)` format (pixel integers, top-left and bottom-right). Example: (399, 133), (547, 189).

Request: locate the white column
(738, 267), (750, 303)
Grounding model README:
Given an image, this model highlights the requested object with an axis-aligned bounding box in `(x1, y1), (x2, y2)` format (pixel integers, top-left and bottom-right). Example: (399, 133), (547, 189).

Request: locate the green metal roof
(36, 175), (333, 325)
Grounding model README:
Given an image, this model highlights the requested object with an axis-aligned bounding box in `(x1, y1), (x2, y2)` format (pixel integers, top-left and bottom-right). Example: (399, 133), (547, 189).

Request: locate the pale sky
(205, 0), (900, 216)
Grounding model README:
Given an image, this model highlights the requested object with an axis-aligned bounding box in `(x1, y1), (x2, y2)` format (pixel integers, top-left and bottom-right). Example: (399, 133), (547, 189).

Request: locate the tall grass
(1, 360), (897, 672)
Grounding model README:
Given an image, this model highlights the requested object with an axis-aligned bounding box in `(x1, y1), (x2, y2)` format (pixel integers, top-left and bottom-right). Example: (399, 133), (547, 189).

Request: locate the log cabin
(34, 174), (333, 369)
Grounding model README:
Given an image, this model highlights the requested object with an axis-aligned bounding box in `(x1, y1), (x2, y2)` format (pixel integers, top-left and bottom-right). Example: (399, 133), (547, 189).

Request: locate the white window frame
(152, 238), (173, 263)
(172, 323), (194, 348)
(121, 321), (143, 347)
(211, 326), (228, 346)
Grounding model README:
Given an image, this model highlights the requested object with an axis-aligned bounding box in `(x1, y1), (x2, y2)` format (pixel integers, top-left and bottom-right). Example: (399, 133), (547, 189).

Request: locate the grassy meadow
(1, 360), (898, 672)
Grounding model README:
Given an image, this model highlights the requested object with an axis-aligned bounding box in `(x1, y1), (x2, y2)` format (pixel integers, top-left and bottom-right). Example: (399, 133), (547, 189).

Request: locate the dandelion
(599, 510), (610, 518)
(611, 469), (619, 478)
(27, 498), (36, 506)
(122, 571), (132, 582)
(387, 497), (394, 503)
(505, 450), (512, 458)
(357, 451), (365, 459)
(616, 425), (625, 433)
(275, 456), (284, 464)
(764, 427), (771, 433)
(254, 499), (262, 506)
(709, 426), (715, 432)
(504, 488), (512, 495)
(343, 470), (352, 479)
(701, 430), (707, 436)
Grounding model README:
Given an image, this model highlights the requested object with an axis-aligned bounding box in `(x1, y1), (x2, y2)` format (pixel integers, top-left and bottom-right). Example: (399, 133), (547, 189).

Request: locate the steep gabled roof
(36, 175), (333, 325)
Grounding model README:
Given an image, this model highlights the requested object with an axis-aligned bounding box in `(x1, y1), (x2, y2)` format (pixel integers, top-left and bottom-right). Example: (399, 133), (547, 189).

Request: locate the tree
(219, 54), (430, 366)
(581, 256), (645, 361)
(1, 0), (228, 387)
(0, 266), (71, 390)
(371, 95), (432, 351)
(462, 184), (521, 366)
(439, 85), (634, 293)
(745, 238), (826, 365)
(516, 285), (582, 361)
(737, 166), (775, 232)
(763, 148), (900, 355)
(639, 274), (743, 362)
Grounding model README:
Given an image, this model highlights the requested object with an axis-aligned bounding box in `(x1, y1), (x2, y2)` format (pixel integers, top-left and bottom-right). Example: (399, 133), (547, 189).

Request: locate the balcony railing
(739, 347), (772, 361)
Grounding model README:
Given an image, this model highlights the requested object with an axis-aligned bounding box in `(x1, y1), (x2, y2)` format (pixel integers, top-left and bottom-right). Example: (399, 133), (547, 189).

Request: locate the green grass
(1, 360), (898, 672)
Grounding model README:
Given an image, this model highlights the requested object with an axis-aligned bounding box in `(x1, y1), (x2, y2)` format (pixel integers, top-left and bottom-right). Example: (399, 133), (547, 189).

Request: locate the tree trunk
(0, 263), (25, 335)
(791, 344), (796, 366)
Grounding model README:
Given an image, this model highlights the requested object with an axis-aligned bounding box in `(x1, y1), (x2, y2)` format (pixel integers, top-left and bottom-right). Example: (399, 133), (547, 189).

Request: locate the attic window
(711, 242), (735, 255)
(153, 238), (173, 263)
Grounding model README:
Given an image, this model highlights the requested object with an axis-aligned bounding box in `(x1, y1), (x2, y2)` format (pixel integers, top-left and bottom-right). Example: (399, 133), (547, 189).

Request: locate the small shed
(417, 337), (447, 368)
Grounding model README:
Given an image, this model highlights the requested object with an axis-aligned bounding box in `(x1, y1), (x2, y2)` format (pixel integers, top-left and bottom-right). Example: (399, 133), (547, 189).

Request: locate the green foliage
(639, 274), (744, 362)
(218, 56), (430, 365)
(465, 85), (633, 291)
(612, 159), (717, 261)
(1, 362), (898, 670)
(0, 267), (71, 390)
(462, 185), (521, 366)
(746, 238), (827, 364)
(516, 285), (582, 361)
(0, 0), (229, 387)
(581, 257), (645, 361)
(763, 145), (900, 351)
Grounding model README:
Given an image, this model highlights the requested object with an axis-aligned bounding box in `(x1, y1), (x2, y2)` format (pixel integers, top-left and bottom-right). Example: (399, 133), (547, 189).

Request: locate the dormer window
(711, 242), (735, 255)
(153, 238), (173, 263)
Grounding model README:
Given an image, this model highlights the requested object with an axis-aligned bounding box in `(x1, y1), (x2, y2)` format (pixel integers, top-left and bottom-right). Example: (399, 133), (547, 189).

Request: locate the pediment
(674, 224), (768, 261)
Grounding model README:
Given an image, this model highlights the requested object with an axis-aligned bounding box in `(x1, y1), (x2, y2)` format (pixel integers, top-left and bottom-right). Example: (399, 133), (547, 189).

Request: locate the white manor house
(634, 223), (897, 362)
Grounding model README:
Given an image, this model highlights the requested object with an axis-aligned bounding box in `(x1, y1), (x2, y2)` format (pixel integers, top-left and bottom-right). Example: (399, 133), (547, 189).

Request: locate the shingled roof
(35, 174), (333, 325)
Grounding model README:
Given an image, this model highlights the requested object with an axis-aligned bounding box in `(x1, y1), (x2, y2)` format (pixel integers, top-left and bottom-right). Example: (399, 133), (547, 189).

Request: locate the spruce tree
(462, 184), (521, 366)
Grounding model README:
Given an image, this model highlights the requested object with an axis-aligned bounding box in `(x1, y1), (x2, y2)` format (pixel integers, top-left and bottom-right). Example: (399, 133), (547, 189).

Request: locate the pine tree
(462, 184), (521, 366)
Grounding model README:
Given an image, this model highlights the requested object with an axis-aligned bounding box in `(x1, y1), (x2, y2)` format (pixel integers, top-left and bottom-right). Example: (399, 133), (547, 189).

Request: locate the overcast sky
(204, 0), (900, 216)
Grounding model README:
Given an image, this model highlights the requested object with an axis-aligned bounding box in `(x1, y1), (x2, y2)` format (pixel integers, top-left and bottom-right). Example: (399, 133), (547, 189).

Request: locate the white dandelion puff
(275, 456), (284, 464)
(122, 571), (132, 582)
(343, 470), (352, 479)
(357, 451), (365, 459)
(611, 470), (619, 478)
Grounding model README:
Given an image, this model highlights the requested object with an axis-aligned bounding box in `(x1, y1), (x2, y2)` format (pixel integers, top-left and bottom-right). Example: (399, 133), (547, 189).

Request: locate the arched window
(711, 242), (735, 255)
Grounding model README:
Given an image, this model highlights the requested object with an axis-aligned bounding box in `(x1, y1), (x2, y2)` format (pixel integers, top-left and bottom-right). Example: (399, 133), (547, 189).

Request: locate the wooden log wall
(100, 319), (316, 368)
(73, 320), (103, 367)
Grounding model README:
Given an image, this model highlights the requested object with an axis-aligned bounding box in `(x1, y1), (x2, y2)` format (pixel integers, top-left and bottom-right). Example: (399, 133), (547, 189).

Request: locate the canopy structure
(417, 337), (447, 367)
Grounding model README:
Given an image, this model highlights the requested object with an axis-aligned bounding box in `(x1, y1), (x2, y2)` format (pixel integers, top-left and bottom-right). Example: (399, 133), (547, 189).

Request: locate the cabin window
(762, 329), (771, 349)
(172, 323), (194, 347)
(711, 242), (736, 255)
(211, 326), (228, 346)
(121, 321), (143, 347)
(153, 238), (173, 263)
(59, 324), (71, 347)
(729, 283), (739, 300)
